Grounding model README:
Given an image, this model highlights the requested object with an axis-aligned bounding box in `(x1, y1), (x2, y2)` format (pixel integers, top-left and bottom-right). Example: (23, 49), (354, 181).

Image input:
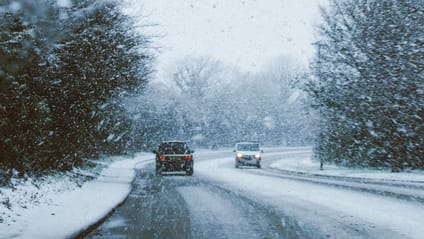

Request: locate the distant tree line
(0, 0), (153, 181)
(130, 55), (315, 149)
(307, 0), (424, 171)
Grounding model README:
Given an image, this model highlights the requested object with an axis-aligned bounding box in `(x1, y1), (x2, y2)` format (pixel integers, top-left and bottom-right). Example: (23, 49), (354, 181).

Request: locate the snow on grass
(0, 153), (153, 239)
(267, 147), (424, 182)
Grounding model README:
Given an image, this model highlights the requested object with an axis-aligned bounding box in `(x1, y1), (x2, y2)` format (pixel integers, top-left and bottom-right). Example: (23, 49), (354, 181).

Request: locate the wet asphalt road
(84, 161), (302, 239)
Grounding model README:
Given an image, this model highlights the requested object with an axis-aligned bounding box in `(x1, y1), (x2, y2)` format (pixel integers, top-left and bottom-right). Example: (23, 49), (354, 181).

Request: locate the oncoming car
(152, 141), (194, 176)
(234, 141), (262, 168)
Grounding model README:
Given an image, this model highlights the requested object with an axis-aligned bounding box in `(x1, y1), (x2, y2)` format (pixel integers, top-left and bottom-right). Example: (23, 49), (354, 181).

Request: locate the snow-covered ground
(0, 153), (153, 239)
(264, 146), (424, 182)
(1, 147), (423, 239)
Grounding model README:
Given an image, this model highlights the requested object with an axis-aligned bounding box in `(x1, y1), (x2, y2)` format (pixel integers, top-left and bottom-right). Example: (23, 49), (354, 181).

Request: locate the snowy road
(85, 148), (424, 239)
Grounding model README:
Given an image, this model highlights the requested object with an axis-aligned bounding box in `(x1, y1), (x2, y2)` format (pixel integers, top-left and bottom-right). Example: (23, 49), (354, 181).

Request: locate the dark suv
(153, 141), (194, 176)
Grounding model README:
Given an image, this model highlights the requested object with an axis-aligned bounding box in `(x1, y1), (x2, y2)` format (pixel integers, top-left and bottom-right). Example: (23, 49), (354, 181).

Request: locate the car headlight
(255, 154), (261, 159)
(237, 153), (243, 158)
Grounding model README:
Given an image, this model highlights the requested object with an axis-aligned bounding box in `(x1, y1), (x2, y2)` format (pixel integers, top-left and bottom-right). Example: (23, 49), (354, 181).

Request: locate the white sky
(126, 0), (325, 75)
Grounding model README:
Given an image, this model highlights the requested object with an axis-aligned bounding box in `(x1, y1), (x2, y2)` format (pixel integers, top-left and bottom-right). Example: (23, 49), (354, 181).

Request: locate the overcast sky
(127, 0), (325, 76)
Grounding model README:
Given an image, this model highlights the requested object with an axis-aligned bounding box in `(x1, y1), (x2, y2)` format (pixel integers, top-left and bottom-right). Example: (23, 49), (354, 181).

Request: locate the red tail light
(159, 155), (166, 160)
(184, 155), (192, 160)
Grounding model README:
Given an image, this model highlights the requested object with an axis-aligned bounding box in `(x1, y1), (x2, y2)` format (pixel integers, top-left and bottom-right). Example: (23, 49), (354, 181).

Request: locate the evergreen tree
(0, 11), (53, 177)
(308, 0), (424, 170)
(0, 0), (153, 180)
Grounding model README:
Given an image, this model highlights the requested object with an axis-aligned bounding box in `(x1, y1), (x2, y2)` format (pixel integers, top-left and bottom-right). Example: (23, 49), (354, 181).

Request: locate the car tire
(185, 162), (194, 176)
(186, 170), (193, 176)
(235, 160), (240, 168)
(155, 164), (162, 176)
(256, 163), (261, 169)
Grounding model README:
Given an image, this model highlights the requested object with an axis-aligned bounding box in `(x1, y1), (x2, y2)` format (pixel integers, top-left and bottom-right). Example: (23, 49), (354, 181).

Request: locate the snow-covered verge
(267, 148), (424, 182)
(0, 153), (152, 239)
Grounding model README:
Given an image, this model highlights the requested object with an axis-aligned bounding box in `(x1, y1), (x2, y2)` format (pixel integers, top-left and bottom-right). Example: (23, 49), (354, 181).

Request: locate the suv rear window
(158, 142), (190, 154)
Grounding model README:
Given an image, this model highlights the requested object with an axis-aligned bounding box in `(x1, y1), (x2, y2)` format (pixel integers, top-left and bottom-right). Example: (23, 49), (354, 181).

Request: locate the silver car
(233, 142), (262, 168)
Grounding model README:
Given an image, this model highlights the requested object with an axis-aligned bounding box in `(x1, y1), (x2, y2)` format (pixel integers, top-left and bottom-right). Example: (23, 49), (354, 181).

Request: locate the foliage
(0, 0), (153, 181)
(131, 55), (315, 149)
(307, 0), (424, 170)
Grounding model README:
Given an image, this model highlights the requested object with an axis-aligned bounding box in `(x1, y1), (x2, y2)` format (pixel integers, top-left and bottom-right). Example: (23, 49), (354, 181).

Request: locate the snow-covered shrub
(307, 0), (424, 170)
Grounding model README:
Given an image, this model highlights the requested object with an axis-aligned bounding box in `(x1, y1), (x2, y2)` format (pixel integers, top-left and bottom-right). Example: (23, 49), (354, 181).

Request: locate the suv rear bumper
(157, 159), (192, 171)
